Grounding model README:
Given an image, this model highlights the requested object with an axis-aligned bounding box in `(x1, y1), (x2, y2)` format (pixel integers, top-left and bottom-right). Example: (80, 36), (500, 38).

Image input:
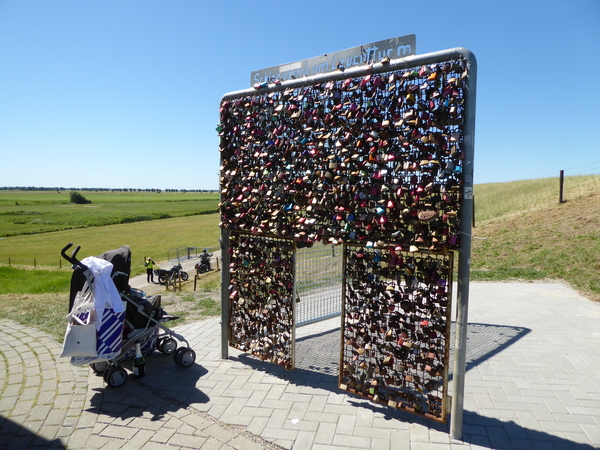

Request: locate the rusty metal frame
(340, 244), (454, 422)
(227, 232), (296, 370)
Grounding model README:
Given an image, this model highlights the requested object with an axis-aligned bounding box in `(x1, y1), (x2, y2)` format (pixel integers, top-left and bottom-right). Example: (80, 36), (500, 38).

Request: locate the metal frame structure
(219, 47), (477, 438)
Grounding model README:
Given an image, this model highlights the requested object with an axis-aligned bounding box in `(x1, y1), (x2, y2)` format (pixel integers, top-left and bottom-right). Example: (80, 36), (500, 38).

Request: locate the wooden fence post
(559, 170), (565, 204)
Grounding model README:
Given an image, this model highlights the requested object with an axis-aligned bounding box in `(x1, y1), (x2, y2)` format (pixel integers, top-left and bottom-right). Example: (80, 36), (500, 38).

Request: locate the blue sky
(0, 0), (598, 190)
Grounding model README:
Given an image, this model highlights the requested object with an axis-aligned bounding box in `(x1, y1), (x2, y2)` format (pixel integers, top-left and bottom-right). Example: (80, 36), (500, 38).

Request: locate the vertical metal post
(220, 228), (230, 359)
(450, 50), (477, 441)
(291, 244), (297, 369)
(559, 170), (565, 204)
(339, 244), (348, 388)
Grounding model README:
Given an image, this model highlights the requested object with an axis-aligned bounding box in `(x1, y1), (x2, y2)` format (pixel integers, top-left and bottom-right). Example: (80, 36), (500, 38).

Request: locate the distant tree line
(0, 186), (218, 193)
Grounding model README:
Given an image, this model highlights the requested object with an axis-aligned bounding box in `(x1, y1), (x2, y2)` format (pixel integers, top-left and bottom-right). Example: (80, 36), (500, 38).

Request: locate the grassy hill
(472, 175), (600, 302)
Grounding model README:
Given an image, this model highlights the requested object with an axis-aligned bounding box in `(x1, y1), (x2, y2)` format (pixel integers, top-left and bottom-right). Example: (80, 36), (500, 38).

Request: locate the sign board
(250, 34), (416, 86)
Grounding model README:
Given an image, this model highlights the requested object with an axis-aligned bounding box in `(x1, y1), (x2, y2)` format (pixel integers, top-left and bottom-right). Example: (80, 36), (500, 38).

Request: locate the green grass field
(0, 266), (72, 294)
(0, 213), (221, 275)
(0, 189), (221, 274)
(0, 190), (219, 237)
(0, 190), (217, 205)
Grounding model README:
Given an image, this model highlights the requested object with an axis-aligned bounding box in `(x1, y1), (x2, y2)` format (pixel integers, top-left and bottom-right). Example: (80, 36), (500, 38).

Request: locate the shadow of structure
(86, 358), (209, 422)
(0, 416), (66, 449)
(235, 322), (597, 450)
(447, 322), (531, 378)
(292, 321), (532, 376)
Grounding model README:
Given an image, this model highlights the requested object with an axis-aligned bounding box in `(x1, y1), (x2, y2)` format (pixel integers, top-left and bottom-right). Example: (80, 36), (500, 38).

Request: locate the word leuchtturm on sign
(250, 34), (416, 86)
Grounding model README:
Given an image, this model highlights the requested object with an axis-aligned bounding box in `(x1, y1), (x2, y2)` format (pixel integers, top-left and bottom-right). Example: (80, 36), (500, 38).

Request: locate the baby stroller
(60, 243), (196, 388)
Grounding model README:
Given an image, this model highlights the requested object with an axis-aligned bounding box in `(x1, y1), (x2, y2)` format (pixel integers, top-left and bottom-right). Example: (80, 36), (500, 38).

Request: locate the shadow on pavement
(0, 416), (66, 449)
(86, 358), (209, 421)
(342, 400), (598, 449)
(448, 322), (531, 379)
(232, 322), (596, 449)
(290, 321), (532, 378)
(460, 412), (597, 450)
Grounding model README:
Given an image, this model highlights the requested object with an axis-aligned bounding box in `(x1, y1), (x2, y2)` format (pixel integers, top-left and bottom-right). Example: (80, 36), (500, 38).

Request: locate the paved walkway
(1, 281), (599, 449)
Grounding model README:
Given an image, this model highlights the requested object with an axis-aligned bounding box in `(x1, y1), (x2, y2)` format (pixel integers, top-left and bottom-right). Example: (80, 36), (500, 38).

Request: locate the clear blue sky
(1, 0), (598, 190)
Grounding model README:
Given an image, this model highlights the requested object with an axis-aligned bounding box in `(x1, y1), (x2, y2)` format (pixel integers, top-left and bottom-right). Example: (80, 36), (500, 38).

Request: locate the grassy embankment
(471, 174), (600, 303)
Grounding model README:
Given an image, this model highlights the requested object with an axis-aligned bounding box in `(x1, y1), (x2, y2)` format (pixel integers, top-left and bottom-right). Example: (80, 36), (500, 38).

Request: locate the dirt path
(128, 252), (222, 324)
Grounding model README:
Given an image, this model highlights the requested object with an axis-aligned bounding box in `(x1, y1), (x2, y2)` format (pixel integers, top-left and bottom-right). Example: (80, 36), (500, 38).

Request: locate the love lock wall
(219, 48), (476, 423)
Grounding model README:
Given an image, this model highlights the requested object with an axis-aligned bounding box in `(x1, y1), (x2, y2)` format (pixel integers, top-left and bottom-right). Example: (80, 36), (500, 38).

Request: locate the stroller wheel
(158, 337), (177, 355)
(91, 361), (108, 375)
(174, 347), (196, 367)
(105, 367), (128, 388)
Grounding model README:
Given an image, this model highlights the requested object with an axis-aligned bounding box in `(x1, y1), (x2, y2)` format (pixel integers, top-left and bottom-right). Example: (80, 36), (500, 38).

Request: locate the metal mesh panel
(218, 59), (469, 252)
(295, 243), (343, 326)
(228, 233), (296, 369)
(341, 245), (453, 422)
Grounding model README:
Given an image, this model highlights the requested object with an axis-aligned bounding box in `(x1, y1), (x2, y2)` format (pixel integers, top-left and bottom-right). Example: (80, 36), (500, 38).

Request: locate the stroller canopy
(97, 246), (132, 279)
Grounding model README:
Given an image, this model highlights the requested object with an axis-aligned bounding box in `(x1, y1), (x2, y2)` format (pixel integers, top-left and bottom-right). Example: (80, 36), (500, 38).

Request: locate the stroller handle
(61, 243), (88, 270)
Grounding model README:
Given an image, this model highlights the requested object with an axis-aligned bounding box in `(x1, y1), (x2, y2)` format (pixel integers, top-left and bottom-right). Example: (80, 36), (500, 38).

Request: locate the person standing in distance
(145, 257), (155, 283)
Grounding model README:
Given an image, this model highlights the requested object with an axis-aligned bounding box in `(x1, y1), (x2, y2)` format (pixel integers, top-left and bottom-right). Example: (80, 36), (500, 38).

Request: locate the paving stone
(99, 425), (138, 440)
(167, 432), (208, 448)
(140, 440), (179, 450)
(333, 433), (371, 448)
(314, 422), (337, 445)
(227, 435), (269, 450)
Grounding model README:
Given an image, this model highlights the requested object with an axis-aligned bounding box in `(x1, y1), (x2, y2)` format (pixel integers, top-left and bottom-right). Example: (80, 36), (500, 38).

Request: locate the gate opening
(295, 242), (343, 327)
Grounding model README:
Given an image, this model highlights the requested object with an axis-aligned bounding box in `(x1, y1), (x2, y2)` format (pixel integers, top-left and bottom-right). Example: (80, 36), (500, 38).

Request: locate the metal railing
(167, 246), (219, 263)
(295, 243), (343, 327)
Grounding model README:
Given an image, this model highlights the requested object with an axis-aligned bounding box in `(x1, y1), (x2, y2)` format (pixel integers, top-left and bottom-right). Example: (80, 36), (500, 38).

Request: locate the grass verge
(0, 266), (71, 294)
(471, 192), (600, 302)
(0, 293), (69, 341)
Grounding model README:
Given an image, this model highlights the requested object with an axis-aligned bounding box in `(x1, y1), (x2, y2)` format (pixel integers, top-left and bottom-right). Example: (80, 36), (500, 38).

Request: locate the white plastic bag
(60, 314), (97, 357)
(60, 286), (98, 357)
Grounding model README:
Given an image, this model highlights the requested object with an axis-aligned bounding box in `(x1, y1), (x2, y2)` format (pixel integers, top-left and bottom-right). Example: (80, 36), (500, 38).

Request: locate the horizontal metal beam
(222, 47), (476, 101)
